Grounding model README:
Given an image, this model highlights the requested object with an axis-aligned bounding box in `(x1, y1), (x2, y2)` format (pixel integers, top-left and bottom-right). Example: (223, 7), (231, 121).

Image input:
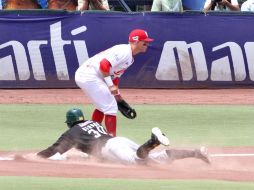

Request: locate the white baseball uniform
(75, 44), (134, 115)
(101, 137), (169, 165)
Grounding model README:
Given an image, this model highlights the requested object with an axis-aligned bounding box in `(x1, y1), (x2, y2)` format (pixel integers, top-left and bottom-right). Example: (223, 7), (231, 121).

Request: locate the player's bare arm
(90, 0), (108, 10)
(203, 1), (214, 12)
(220, 0), (240, 11)
(77, 0), (90, 11)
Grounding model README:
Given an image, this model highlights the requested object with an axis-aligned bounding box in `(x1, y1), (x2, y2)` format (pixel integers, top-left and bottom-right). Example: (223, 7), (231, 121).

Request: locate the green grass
(0, 177), (254, 190)
(0, 104), (254, 150)
(0, 104), (254, 189)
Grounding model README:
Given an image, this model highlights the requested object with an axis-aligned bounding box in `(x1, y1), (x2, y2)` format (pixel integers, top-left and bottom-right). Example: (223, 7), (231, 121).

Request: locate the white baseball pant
(75, 67), (118, 115)
(101, 137), (169, 165)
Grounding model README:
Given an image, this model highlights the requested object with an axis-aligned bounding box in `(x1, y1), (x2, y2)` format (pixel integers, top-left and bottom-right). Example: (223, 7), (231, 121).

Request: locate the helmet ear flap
(65, 108), (85, 127)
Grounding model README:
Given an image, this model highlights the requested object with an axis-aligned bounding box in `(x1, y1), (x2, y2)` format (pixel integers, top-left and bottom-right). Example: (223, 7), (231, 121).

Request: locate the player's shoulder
(111, 44), (131, 51)
(75, 120), (102, 127)
(110, 44), (132, 58)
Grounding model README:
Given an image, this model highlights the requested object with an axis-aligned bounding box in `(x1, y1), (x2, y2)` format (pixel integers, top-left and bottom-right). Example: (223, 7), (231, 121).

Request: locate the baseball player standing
(75, 29), (154, 137)
(37, 108), (210, 165)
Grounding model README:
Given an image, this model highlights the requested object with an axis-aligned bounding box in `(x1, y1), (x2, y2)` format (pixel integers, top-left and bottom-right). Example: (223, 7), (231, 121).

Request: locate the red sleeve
(113, 77), (119, 86)
(99, 58), (111, 73)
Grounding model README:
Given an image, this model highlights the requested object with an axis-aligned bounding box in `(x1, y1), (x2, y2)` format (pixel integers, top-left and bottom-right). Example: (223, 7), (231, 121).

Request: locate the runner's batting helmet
(65, 108), (84, 128)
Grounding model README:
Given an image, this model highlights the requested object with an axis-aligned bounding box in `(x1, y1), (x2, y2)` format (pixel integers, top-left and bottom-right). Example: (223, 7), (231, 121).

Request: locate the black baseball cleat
(195, 146), (211, 164)
(151, 127), (170, 146)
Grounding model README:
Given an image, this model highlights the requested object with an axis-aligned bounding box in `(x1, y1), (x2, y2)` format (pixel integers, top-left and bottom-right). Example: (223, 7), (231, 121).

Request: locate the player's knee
(104, 110), (117, 116)
(103, 103), (118, 115)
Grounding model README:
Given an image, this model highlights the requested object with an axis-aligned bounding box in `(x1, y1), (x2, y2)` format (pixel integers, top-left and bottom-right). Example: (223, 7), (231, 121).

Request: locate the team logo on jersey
(114, 69), (126, 76)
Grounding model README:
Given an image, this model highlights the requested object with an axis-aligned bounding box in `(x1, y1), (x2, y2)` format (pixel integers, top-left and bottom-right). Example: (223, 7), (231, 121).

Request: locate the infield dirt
(0, 89), (254, 181)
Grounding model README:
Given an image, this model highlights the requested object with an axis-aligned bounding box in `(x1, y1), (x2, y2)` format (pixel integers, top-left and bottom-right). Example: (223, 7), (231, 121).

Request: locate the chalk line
(0, 156), (14, 161)
(211, 153), (254, 157)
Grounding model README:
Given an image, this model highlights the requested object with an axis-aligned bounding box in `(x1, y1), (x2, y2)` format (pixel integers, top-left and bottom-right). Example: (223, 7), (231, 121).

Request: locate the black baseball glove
(117, 99), (137, 119)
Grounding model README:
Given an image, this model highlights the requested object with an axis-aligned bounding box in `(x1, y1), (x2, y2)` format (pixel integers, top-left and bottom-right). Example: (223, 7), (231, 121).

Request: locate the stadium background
(0, 0), (254, 189)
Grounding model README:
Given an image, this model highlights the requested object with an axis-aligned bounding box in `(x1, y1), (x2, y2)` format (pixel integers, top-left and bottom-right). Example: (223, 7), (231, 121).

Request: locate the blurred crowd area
(0, 0), (110, 11)
(0, 0), (252, 12)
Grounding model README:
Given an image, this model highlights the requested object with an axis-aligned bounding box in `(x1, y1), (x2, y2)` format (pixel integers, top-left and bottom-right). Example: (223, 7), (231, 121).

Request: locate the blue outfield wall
(0, 10), (254, 88)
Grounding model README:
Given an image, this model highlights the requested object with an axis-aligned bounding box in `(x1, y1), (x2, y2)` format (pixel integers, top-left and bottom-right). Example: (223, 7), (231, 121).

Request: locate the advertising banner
(0, 11), (254, 88)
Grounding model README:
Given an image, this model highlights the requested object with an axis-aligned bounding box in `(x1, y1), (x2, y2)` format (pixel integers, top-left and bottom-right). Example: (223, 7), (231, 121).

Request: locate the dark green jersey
(38, 120), (112, 158)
